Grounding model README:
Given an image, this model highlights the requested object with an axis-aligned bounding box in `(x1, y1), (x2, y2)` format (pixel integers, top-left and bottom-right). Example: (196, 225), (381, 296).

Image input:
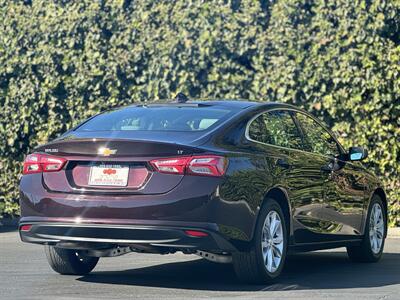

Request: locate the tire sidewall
(254, 199), (288, 280)
(45, 245), (99, 275)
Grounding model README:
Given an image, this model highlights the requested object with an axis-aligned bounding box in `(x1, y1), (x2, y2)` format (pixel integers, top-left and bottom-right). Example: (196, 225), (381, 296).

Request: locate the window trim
(245, 108), (345, 158)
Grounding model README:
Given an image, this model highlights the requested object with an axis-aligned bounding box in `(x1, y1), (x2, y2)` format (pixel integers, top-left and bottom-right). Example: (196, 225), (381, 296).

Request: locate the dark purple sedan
(19, 96), (387, 283)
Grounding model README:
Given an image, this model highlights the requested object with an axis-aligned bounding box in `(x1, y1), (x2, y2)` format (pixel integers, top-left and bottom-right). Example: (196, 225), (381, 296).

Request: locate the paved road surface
(0, 228), (399, 299)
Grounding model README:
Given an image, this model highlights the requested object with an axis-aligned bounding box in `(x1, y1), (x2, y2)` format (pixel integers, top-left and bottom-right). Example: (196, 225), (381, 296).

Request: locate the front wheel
(45, 245), (99, 275)
(233, 198), (288, 283)
(347, 195), (386, 263)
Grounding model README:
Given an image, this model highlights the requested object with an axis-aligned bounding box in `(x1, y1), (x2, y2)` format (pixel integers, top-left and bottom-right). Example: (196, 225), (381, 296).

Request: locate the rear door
(247, 110), (328, 243)
(294, 112), (365, 238)
(247, 111), (305, 184)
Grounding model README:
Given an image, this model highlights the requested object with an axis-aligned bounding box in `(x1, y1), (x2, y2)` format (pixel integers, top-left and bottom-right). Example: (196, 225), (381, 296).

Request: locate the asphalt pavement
(0, 228), (399, 300)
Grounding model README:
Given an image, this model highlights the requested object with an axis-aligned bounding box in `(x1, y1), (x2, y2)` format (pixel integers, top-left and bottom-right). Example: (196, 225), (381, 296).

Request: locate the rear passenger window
(247, 110), (303, 150)
(295, 112), (341, 157)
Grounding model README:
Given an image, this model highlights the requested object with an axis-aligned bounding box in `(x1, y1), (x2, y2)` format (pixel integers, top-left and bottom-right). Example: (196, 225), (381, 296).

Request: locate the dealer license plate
(88, 165), (129, 187)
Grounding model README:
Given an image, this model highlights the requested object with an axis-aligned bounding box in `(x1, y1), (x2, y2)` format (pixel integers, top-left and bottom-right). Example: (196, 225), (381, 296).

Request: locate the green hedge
(0, 0), (399, 225)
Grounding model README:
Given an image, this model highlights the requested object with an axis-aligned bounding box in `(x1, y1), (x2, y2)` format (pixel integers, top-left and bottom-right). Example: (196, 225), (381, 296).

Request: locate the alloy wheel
(261, 210), (284, 273)
(369, 203), (384, 254)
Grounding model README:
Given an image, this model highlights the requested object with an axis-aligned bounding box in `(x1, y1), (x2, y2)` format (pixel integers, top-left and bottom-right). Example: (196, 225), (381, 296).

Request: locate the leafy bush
(0, 0), (399, 225)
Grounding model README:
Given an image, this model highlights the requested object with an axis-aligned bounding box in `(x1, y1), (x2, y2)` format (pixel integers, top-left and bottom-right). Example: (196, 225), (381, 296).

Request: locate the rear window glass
(76, 106), (233, 132)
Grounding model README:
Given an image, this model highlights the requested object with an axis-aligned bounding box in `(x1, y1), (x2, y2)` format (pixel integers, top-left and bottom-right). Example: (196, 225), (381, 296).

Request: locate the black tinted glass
(77, 106), (233, 132)
(248, 110), (303, 150)
(295, 112), (340, 157)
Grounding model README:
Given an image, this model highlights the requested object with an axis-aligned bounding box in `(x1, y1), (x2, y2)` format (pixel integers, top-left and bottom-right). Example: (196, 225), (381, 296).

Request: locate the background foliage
(0, 0), (399, 225)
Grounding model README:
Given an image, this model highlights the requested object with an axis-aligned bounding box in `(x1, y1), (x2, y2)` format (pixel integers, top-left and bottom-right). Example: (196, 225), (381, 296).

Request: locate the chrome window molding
(244, 107), (346, 160)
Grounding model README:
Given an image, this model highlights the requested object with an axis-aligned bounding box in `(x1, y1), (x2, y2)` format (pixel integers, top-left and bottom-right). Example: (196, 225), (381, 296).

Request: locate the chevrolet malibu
(19, 97), (387, 283)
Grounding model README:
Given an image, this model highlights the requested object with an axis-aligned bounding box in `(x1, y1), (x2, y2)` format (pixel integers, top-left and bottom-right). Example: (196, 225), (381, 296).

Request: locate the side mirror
(348, 147), (368, 161)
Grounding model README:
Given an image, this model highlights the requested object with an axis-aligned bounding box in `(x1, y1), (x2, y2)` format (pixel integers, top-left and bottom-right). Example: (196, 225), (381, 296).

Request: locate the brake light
(22, 154), (42, 174)
(23, 153), (67, 175)
(150, 155), (227, 177)
(150, 157), (190, 175)
(187, 156), (227, 177)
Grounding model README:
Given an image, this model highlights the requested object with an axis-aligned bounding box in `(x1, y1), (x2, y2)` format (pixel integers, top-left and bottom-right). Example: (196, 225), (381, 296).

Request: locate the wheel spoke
(269, 214), (276, 232)
(266, 248), (273, 272)
(371, 235), (376, 252)
(266, 213), (271, 227)
(264, 224), (271, 239)
(369, 229), (374, 238)
(262, 246), (268, 261)
(370, 209), (375, 223)
(273, 235), (283, 244)
(272, 245), (282, 258)
(376, 219), (384, 229)
(374, 207), (381, 224)
(374, 236), (379, 251)
(264, 217), (271, 237)
(261, 240), (268, 249)
(272, 220), (281, 237)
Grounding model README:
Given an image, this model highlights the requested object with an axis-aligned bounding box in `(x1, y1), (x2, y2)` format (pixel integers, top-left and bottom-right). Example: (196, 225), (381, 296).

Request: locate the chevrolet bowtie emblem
(98, 147), (117, 156)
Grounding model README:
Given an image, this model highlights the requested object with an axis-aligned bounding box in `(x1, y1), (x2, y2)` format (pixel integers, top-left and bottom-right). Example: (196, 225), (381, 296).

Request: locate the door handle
(321, 162), (334, 173)
(321, 165), (332, 173)
(276, 159), (291, 169)
(321, 157), (340, 173)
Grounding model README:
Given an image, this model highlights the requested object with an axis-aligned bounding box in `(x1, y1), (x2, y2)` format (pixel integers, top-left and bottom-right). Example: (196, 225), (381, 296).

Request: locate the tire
(347, 195), (386, 263)
(233, 198), (288, 284)
(44, 245), (99, 275)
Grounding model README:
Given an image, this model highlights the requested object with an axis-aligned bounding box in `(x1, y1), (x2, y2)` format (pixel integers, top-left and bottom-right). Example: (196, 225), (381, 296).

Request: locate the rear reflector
(184, 230), (209, 237)
(20, 224), (32, 232)
(23, 153), (67, 175)
(150, 155), (227, 177)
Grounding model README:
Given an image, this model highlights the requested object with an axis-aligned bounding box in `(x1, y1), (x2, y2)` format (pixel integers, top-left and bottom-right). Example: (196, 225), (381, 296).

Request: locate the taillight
(23, 153), (67, 175)
(40, 155), (67, 172)
(23, 154), (42, 174)
(150, 157), (189, 175)
(187, 156), (227, 177)
(150, 155), (228, 177)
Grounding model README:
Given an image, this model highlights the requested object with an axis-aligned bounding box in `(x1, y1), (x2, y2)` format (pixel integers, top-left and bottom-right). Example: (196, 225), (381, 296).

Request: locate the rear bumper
(19, 221), (237, 252)
(19, 172), (257, 245)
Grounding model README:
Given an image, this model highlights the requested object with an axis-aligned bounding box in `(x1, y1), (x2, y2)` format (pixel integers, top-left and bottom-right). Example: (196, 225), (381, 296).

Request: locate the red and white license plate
(88, 165), (129, 187)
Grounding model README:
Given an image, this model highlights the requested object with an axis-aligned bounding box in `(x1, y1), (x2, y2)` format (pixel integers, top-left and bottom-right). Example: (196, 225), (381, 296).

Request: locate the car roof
(137, 99), (301, 109)
(128, 99), (306, 114)
(189, 100), (304, 112)
(188, 100), (261, 109)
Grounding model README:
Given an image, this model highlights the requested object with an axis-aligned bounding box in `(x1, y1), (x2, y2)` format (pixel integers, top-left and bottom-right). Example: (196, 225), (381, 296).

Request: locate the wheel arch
(257, 186), (293, 244)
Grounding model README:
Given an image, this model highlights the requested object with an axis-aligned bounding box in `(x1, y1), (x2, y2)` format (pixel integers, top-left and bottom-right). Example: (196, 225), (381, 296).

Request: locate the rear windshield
(76, 105), (234, 132)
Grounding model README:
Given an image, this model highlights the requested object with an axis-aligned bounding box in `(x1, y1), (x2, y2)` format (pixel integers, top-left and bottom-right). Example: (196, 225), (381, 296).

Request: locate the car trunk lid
(36, 138), (205, 195)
